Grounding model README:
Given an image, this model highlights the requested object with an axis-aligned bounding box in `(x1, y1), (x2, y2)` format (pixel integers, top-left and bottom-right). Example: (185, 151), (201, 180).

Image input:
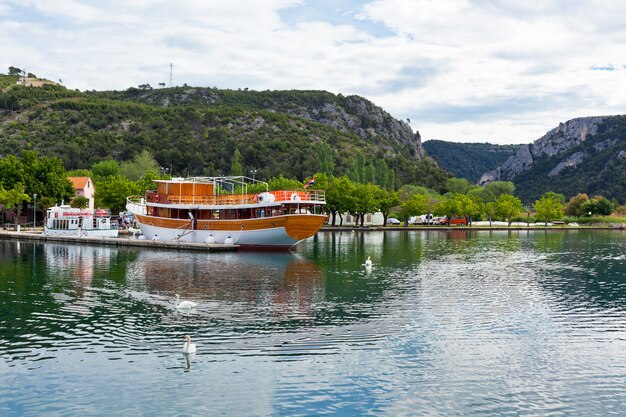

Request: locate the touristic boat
(44, 205), (119, 238)
(125, 176), (326, 249)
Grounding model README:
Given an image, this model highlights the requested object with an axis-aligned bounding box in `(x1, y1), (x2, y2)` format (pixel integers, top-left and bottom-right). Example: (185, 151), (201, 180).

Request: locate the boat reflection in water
(44, 243), (115, 285)
(129, 250), (325, 320)
(41, 242), (325, 321)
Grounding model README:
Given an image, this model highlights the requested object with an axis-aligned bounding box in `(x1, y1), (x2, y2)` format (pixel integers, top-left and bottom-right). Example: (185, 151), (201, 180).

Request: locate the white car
(387, 218), (401, 225)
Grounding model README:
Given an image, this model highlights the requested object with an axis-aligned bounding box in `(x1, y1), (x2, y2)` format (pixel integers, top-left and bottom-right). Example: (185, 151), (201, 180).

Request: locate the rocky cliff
(479, 116), (626, 202)
(479, 117), (604, 184)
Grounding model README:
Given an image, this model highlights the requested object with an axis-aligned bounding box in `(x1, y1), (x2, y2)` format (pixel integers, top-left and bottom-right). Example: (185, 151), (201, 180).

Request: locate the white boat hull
(44, 227), (119, 238)
(135, 222), (303, 249)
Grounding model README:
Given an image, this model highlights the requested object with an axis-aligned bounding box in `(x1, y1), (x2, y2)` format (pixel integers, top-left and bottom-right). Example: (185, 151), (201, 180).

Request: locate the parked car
(437, 216), (467, 226)
(386, 218), (401, 225)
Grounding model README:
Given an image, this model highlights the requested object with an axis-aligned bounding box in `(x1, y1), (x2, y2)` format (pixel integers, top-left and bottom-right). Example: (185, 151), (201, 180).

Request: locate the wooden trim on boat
(134, 213), (325, 239)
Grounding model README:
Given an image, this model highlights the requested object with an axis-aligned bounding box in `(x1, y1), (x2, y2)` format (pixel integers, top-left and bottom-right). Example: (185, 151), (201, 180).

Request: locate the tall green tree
(351, 183), (376, 227)
(495, 194), (523, 226)
(534, 192), (564, 225)
(91, 160), (120, 179)
(325, 176), (355, 226)
(373, 187), (400, 227)
(119, 150), (160, 181)
(0, 183), (30, 225)
(399, 193), (429, 226)
(484, 181), (515, 199)
(580, 196), (615, 216)
(445, 177), (477, 195)
(95, 176), (139, 214)
(230, 148), (243, 176)
(315, 141), (334, 177)
(485, 202), (497, 227)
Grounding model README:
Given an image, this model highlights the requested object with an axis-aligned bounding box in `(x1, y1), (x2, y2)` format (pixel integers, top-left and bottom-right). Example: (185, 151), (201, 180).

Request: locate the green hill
(0, 74), (450, 191)
(423, 140), (519, 182)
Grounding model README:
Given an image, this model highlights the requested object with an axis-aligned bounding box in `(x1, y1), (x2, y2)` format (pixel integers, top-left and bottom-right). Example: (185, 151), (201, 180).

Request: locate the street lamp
(250, 169), (257, 181)
(33, 194), (37, 228)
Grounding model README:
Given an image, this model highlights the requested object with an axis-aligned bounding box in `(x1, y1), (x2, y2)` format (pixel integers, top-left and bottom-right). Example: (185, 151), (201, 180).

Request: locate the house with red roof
(68, 177), (95, 210)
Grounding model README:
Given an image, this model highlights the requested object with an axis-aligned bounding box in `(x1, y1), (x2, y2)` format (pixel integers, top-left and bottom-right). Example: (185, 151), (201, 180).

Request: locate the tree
(268, 175), (303, 191)
(399, 193), (429, 226)
(435, 193), (477, 225)
(495, 194), (523, 226)
(0, 183), (30, 225)
(373, 187), (400, 227)
(468, 186), (496, 203)
(485, 202), (497, 227)
(8, 66), (23, 76)
(70, 196), (90, 209)
(485, 181), (515, 199)
(119, 150), (160, 181)
(0, 151), (74, 206)
(91, 160), (120, 179)
(534, 192), (564, 225)
(315, 141), (334, 177)
(325, 176), (355, 226)
(565, 193), (589, 216)
(445, 177), (477, 195)
(580, 196), (615, 216)
(230, 148), (243, 176)
(351, 183), (376, 226)
(95, 176), (139, 214)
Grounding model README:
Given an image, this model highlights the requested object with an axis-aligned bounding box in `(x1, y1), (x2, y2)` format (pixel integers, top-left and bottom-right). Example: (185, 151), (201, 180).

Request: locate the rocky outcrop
(291, 96), (424, 159)
(548, 151), (586, 177)
(479, 116), (604, 184)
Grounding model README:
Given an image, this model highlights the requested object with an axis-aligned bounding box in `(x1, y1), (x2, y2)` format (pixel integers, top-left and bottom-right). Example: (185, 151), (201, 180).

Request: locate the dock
(0, 230), (239, 252)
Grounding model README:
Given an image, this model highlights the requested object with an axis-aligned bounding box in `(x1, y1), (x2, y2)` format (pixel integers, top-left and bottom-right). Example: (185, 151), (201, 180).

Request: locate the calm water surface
(1, 230), (626, 416)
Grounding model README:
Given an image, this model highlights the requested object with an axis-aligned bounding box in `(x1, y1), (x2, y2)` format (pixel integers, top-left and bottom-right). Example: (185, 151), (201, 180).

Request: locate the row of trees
(0, 151), (75, 224)
(0, 150), (622, 227)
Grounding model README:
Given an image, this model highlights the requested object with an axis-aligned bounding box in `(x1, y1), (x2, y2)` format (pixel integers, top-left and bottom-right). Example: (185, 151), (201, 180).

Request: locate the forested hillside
(0, 74), (450, 190)
(423, 140), (519, 182)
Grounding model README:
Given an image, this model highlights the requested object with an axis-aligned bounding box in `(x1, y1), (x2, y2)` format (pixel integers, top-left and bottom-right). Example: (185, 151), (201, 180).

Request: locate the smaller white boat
(44, 205), (119, 238)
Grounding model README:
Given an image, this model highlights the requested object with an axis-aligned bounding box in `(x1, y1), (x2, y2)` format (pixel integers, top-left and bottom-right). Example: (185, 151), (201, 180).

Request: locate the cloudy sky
(2, 0), (625, 144)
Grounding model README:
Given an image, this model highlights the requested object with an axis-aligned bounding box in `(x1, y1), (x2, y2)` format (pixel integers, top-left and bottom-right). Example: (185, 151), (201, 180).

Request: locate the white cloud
(1, 0), (626, 144)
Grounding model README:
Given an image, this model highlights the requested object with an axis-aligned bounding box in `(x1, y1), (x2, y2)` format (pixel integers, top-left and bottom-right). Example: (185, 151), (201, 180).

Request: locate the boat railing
(142, 190), (326, 206)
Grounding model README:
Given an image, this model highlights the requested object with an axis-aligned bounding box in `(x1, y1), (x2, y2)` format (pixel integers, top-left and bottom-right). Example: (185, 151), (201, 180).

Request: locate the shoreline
(0, 229), (238, 252)
(0, 224), (623, 252)
(322, 224), (625, 232)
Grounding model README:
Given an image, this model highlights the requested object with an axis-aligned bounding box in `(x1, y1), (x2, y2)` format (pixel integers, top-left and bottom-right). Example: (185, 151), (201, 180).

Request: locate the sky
(1, 0), (626, 144)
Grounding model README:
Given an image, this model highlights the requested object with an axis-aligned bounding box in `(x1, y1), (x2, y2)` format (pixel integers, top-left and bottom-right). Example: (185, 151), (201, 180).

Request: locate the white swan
(183, 335), (196, 354)
(175, 293), (197, 310)
(365, 256), (373, 268)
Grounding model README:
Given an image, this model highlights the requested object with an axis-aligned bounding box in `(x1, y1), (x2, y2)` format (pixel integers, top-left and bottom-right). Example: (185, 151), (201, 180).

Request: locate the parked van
(437, 216), (467, 226)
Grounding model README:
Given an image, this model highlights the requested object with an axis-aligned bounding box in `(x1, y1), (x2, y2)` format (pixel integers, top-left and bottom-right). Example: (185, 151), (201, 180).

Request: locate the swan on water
(183, 335), (196, 354)
(175, 293), (197, 310)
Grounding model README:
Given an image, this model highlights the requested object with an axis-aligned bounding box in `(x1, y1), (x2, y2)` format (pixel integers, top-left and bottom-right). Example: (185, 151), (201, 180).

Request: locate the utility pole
(33, 194), (37, 228)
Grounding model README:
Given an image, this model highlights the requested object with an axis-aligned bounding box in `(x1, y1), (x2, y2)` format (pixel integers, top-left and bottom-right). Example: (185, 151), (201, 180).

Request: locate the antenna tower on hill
(169, 63), (173, 87)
